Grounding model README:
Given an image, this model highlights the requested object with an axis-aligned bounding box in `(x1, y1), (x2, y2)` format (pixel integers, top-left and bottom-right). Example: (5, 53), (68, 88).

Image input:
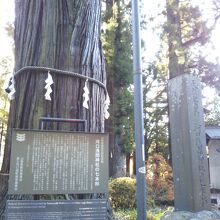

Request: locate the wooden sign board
(9, 130), (109, 194)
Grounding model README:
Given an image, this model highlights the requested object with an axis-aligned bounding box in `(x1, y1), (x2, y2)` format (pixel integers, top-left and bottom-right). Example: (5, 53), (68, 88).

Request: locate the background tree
(0, 57), (10, 170)
(0, 22), (14, 170)
(140, 0), (220, 169)
(142, 60), (169, 160)
(102, 0), (134, 177)
(0, 0), (106, 216)
(204, 92), (220, 125)
(158, 0), (220, 164)
(165, 0), (220, 79)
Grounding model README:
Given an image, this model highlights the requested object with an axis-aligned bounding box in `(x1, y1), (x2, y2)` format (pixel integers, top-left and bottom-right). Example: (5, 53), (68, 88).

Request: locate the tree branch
(182, 34), (208, 48)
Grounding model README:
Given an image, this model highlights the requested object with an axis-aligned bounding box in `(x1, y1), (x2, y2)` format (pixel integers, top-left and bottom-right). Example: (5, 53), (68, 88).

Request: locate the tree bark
(166, 0), (185, 78)
(0, 0), (106, 217)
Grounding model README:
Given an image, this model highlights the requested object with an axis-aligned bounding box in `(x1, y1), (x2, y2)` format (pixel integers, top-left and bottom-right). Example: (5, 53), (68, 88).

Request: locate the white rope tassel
(4, 75), (16, 100)
(44, 71), (54, 101)
(9, 77), (16, 100)
(83, 79), (89, 109)
(104, 93), (110, 119)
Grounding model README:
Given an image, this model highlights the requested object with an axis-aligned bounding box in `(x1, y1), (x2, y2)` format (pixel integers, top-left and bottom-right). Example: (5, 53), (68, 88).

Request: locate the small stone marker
(168, 74), (211, 212)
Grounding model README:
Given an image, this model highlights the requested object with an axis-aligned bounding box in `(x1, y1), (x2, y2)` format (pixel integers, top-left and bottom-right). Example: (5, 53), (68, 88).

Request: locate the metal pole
(131, 0), (147, 219)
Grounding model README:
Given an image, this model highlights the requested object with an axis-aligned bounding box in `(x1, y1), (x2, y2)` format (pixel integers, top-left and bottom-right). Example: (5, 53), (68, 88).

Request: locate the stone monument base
(161, 210), (220, 220)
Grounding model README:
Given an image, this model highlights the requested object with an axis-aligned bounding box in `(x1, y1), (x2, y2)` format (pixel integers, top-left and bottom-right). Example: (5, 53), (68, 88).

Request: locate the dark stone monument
(168, 74), (211, 212)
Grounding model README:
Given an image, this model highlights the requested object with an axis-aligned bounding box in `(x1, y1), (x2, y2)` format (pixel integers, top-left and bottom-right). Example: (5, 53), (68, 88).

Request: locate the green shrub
(113, 209), (137, 220)
(109, 177), (136, 209)
(148, 207), (174, 220)
(109, 177), (155, 210)
(113, 207), (173, 220)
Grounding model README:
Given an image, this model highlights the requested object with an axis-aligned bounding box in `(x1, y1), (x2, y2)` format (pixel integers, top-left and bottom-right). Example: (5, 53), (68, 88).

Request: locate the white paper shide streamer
(4, 68), (110, 115)
(4, 75), (16, 100)
(83, 79), (89, 109)
(45, 71), (54, 101)
(104, 93), (110, 119)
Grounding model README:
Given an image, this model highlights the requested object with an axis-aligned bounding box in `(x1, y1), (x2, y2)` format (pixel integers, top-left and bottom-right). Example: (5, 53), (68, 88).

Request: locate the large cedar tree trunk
(0, 0), (106, 217)
(166, 0), (184, 166)
(104, 0), (127, 177)
(166, 0), (185, 78)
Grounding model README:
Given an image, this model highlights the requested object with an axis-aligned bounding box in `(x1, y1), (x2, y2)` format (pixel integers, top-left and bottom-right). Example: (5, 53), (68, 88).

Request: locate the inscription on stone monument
(168, 74), (211, 211)
(9, 130), (109, 194)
